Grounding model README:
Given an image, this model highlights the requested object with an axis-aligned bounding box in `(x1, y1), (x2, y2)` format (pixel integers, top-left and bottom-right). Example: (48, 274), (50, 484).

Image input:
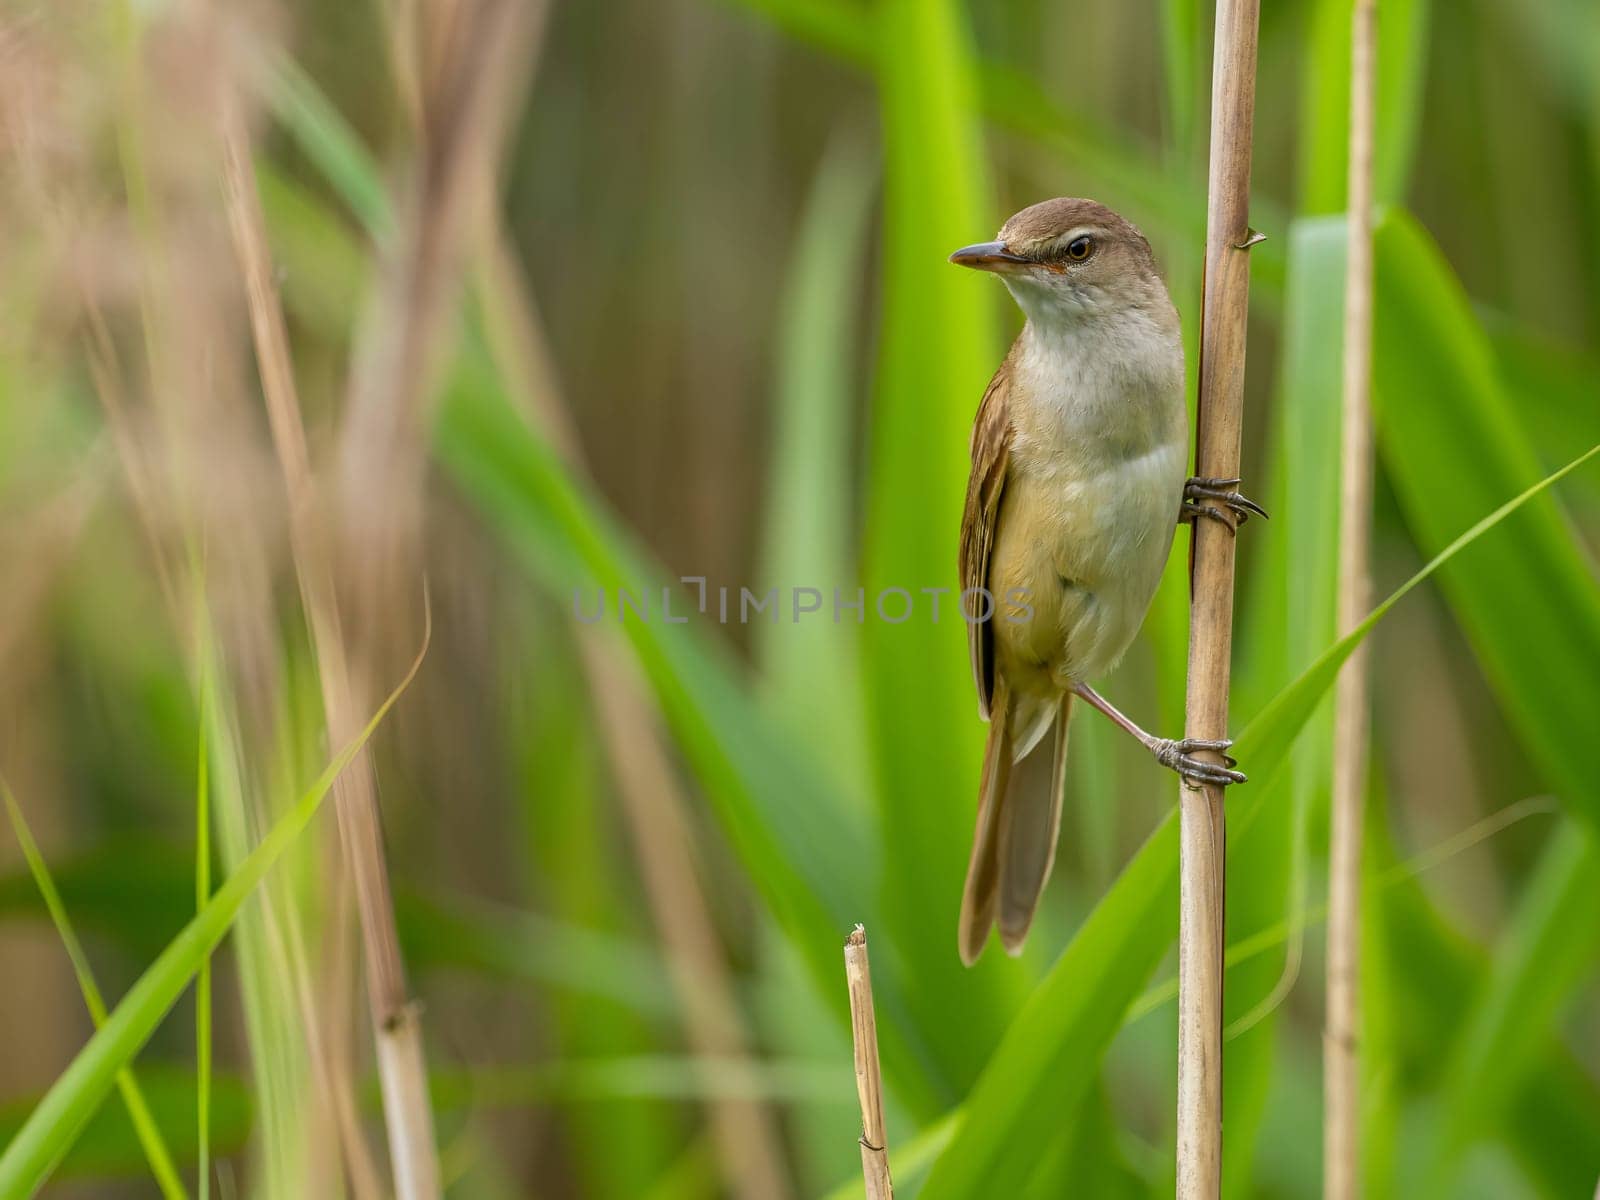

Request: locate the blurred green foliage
(1, 0), (1598, 1197)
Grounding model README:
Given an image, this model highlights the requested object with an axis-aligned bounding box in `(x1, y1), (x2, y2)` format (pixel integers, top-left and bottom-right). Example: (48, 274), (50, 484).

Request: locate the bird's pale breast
(990, 318), (1186, 694)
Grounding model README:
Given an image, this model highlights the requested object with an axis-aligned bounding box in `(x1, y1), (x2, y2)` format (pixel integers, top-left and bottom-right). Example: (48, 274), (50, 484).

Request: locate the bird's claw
(1151, 737), (1247, 789)
(1182, 476), (1268, 532)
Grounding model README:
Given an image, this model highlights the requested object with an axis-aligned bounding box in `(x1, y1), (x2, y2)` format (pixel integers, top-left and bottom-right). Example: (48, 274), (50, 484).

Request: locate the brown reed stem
(1326, 1), (1378, 1195)
(311, 4), (529, 1192)
(220, 106), (435, 1198)
(845, 926), (893, 1200)
(1178, 0), (1262, 1193)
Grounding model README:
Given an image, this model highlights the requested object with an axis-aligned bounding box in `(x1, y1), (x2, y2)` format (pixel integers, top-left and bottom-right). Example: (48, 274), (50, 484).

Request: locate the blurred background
(1, 0), (1598, 1196)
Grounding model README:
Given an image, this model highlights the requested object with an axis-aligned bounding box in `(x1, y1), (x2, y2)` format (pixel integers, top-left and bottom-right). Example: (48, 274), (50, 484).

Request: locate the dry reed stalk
(81, 309), (181, 622)
(219, 105), (432, 1198)
(260, 834), (385, 1200)
(475, 219), (796, 1200)
(236, 4), (531, 1195)
(1326, 1), (1378, 1195)
(73, 82), (361, 1181)
(1178, 0), (1262, 1193)
(83, 294), (366, 1194)
(335, 0), (530, 637)
(322, 18), (532, 1183)
(844, 926), (893, 1200)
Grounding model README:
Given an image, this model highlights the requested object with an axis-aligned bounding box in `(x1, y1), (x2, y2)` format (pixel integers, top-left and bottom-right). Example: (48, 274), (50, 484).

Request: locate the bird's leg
(1181, 476), (1268, 533)
(1069, 681), (1247, 788)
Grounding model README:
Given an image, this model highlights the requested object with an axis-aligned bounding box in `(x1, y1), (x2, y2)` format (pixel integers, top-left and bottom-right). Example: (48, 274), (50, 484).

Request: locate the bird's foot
(1149, 737), (1248, 789)
(1182, 476), (1268, 532)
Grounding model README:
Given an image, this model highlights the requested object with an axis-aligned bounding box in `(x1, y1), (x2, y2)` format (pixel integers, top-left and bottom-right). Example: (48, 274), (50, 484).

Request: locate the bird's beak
(948, 241), (1030, 272)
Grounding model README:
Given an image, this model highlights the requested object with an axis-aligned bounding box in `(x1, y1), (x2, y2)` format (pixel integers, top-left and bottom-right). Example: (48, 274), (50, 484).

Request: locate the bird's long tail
(958, 686), (1072, 965)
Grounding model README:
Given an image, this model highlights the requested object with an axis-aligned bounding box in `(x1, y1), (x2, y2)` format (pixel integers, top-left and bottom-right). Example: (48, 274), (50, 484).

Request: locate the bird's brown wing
(959, 344), (1016, 721)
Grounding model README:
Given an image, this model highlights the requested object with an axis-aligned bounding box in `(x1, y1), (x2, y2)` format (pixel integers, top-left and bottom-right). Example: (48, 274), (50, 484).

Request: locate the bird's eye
(1064, 235), (1093, 261)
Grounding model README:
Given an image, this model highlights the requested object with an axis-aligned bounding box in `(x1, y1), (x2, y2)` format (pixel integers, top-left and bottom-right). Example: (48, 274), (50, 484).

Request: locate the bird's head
(949, 198), (1169, 327)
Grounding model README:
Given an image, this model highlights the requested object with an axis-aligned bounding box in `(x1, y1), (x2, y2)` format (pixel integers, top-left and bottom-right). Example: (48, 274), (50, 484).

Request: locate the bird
(949, 197), (1262, 965)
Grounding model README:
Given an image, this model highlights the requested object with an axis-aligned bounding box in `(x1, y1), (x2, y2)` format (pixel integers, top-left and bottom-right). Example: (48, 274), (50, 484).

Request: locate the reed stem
(1326, 1), (1378, 1195)
(221, 107), (436, 1198)
(1178, 0), (1262, 1192)
(845, 926), (893, 1200)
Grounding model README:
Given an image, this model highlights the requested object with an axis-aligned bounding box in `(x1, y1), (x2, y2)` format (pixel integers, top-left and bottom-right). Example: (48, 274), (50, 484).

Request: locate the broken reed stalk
(1325, 1), (1378, 1196)
(844, 926), (893, 1200)
(1178, 0), (1262, 1193)
(220, 108), (438, 1198)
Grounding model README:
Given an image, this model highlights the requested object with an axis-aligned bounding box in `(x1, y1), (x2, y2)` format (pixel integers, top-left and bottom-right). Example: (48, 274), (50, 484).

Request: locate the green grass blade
(1123, 795), (1560, 1023)
(863, 0), (1015, 1092)
(1297, 0), (1432, 211)
(1504, 1054), (1600, 1196)
(1358, 779), (1401, 1199)
(713, 0), (1288, 294)
(193, 653), (212, 1200)
(1241, 442), (1599, 780)
(0, 1068), (253, 1185)
(707, 0), (870, 65)
(1132, 794), (1600, 1195)
(260, 58), (932, 1103)
(433, 351), (870, 917)
(1363, 796), (1600, 1194)
(0, 850), (677, 1020)
(258, 53), (391, 239)
(1373, 210), (1600, 826)
(1159, 0), (1199, 156)
(915, 440), (1600, 1199)
(254, 161), (369, 338)
(0, 784), (187, 1200)
(0, 630), (424, 1198)
(755, 125), (876, 791)
(1373, 0), (1432, 204)
(1216, 788), (1292, 1200)
(1490, 323), (1600, 527)
(750, 126), (878, 1177)
(916, 811), (1181, 1200)
(1218, 214), (1349, 1194)
(1430, 820), (1600, 1187)
(1266, 206), (1600, 826)
(514, 624), (682, 1199)
(199, 647), (307, 1194)
(431, 358), (962, 1114)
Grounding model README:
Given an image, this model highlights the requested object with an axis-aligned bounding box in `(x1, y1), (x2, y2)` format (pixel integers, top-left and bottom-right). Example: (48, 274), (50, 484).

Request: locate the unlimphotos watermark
(573, 577), (1035, 626)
